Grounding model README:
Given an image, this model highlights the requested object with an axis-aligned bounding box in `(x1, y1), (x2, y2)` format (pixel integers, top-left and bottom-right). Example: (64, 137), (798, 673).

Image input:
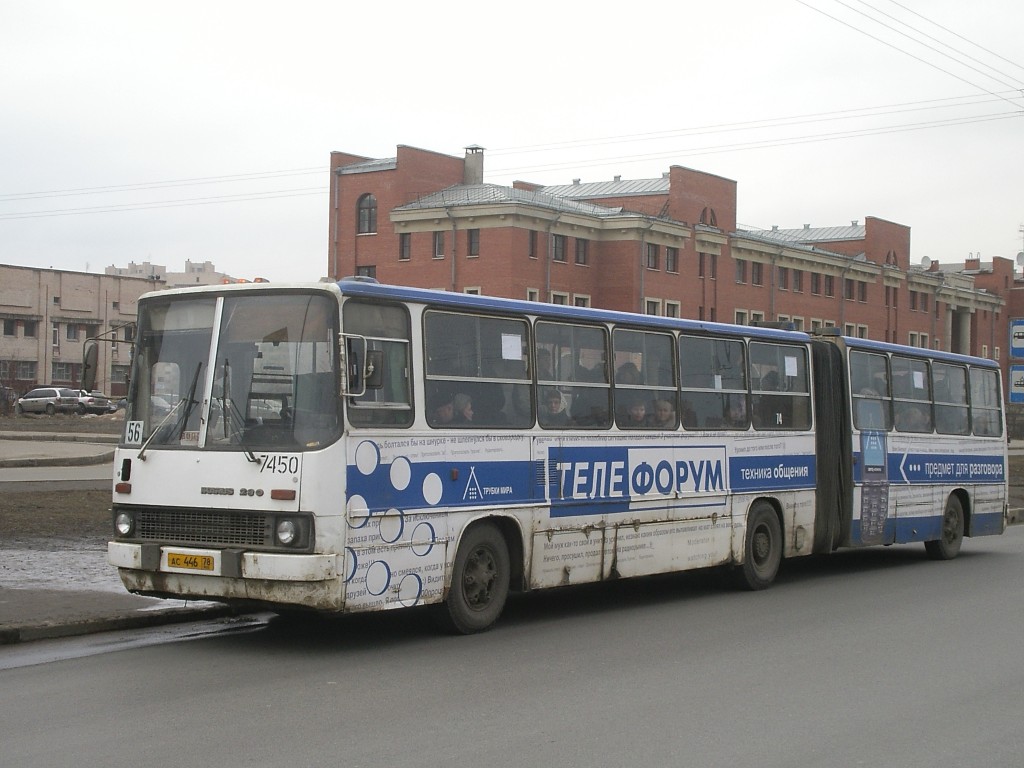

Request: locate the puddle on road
(0, 542), (124, 593)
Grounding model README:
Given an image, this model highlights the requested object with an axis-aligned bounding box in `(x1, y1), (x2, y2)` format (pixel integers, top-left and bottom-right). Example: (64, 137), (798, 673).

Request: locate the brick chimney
(464, 145), (484, 185)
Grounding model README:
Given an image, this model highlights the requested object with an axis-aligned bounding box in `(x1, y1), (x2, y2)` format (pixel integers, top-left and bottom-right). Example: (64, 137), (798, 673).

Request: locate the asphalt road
(1, 526), (1022, 768)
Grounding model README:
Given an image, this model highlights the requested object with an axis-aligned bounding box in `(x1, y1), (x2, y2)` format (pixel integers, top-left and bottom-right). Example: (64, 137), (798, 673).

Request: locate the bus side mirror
(82, 341), (99, 391)
(344, 336), (367, 397)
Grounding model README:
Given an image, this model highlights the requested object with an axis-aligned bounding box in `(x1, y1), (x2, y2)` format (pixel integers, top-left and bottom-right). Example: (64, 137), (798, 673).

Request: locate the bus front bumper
(108, 541), (338, 582)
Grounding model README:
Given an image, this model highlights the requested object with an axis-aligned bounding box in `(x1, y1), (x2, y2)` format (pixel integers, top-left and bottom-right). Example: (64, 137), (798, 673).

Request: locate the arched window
(699, 206), (717, 227)
(357, 194), (377, 234)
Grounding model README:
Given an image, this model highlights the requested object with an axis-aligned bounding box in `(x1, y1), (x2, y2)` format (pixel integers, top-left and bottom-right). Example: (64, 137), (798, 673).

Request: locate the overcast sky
(1, 0), (1021, 283)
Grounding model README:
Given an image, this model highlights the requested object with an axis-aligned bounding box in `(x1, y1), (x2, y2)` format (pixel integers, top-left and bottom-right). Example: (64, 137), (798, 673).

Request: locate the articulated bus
(103, 279), (1008, 633)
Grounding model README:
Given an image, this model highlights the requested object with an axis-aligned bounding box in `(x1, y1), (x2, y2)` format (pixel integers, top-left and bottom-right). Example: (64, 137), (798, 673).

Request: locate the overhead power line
(855, 0), (1024, 89)
(838, 0), (1024, 92)
(884, 0), (1024, 76)
(489, 92), (1018, 158)
(488, 111), (1020, 177)
(0, 167), (326, 202)
(0, 187), (326, 221)
(798, 0), (1024, 109)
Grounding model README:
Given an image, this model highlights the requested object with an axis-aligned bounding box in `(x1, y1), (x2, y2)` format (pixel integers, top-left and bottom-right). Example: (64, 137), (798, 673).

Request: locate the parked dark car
(76, 390), (112, 414)
(16, 387), (80, 415)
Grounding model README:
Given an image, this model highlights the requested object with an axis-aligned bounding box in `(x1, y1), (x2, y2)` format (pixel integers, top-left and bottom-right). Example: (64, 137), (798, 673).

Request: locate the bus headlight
(276, 518), (299, 546)
(115, 511), (134, 537)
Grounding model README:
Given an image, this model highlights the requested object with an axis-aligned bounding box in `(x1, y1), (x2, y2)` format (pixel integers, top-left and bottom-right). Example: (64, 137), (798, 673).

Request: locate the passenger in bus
(539, 388), (570, 427)
(725, 395), (747, 428)
(616, 361), (641, 385)
(680, 399), (697, 429)
(620, 395), (650, 428)
(452, 393), (474, 424)
(430, 392), (455, 425)
(651, 398), (676, 429)
(896, 405), (929, 432)
(536, 350), (555, 382)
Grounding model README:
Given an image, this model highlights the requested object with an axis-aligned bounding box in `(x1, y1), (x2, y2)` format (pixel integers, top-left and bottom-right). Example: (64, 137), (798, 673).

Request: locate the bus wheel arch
(925, 491), (966, 561)
(734, 499), (783, 590)
(438, 517), (518, 634)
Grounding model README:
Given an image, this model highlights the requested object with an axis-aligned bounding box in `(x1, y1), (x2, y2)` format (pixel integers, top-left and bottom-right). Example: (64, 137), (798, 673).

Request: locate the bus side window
(343, 301), (413, 427)
(855, 397), (888, 430)
(679, 334), (746, 430)
(424, 310), (531, 428)
(536, 320), (610, 429)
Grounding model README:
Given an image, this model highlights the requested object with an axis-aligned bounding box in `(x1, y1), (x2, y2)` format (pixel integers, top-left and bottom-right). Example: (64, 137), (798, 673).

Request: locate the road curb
(0, 451), (115, 469)
(0, 604), (241, 645)
(0, 432), (119, 444)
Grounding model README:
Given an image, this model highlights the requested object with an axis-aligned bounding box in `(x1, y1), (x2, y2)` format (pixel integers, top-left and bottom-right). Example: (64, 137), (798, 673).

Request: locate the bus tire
(438, 522), (510, 634)
(925, 495), (964, 561)
(734, 502), (782, 590)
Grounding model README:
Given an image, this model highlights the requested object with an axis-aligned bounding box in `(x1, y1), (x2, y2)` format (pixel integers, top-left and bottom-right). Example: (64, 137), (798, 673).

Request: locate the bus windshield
(128, 291), (340, 451)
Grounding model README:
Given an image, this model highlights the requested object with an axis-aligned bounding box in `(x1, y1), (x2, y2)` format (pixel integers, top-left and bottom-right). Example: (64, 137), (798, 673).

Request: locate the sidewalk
(0, 430), (117, 468)
(1, 430), (237, 644)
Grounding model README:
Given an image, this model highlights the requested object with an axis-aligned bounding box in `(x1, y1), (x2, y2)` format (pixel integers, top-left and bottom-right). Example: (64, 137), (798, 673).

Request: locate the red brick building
(328, 144), (1010, 384)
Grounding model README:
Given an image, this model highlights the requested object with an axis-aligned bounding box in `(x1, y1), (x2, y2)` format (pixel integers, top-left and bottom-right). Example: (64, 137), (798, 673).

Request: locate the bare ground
(1, 412), (121, 547)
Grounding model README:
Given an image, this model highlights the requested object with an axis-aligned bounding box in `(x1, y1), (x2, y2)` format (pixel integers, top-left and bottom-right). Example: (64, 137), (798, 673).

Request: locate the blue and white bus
(104, 280), (1008, 632)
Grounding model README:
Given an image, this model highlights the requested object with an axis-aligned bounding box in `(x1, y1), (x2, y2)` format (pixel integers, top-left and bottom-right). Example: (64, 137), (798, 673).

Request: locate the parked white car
(76, 390), (112, 414)
(16, 387), (80, 415)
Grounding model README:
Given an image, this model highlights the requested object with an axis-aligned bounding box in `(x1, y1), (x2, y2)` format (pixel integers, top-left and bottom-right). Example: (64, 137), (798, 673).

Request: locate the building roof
(335, 157), (398, 175)
(750, 224), (867, 243)
(394, 183), (625, 218)
(541, 177), (670, 199)
(733, 227), (865, 261)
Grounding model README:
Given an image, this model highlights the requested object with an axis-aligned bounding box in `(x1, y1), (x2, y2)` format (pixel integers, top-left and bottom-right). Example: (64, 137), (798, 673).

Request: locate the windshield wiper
(137, 363), (202, 461)
(175, 363), (203, 439)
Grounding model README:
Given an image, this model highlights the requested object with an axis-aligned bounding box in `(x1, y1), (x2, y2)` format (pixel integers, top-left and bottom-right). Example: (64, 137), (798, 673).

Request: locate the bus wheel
(440, 522), (510, 634)
(735, 503), (782, 590)
(925, 495), (964, 561)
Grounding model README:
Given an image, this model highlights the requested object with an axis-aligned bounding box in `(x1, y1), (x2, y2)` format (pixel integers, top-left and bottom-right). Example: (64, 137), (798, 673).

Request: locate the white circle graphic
(397, 573), (423, 607)
(378, 508), (405, 544)
(355, 441), (379, 475)
(365, 560), (391, 596)
(411, 521), (437, 557)
(347, 494), (370, 529)
(422, 473), (443, 506)
(390, 456), (412, 491)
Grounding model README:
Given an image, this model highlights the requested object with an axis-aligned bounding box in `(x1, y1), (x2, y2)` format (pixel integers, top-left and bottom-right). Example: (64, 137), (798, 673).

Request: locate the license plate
(167, 552), (215, 571)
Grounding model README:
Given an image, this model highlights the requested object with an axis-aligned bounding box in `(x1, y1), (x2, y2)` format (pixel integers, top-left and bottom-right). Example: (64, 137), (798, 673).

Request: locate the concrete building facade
(328, 144), (1011, 385)
(0, 265), (157, 397)
(105, 259), (238, 289)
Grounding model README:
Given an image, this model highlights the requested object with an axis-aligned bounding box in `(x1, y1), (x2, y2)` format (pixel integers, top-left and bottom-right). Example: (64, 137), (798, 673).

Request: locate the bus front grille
(134, 508), (273, 547)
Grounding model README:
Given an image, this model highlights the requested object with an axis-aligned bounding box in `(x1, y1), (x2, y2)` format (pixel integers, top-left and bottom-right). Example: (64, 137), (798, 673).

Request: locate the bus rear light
(271, 489), (296, 501)
(115, 482), (132, 494)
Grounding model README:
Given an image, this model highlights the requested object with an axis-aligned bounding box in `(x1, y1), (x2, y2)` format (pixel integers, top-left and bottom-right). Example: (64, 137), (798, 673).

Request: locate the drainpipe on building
(445, 205), (457, 292)
(330, 169), (340, 280)
(769, 250), (780, 321)
(838, 261), (854, 332)
(41, 276), (48, 387)
(639, 220), (656, 314)
(931, 277), (945, 351)
(544, 214), (562, 302)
